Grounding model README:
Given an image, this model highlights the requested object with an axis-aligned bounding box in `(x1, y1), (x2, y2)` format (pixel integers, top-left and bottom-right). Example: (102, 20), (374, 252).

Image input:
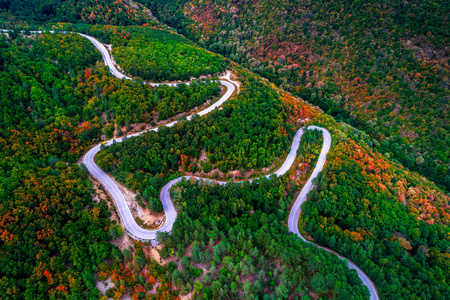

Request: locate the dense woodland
(301, 119), (450, 299)
(97, 65), (450, 299)
(162, 169), (369, 299)
(96, 70), (294, 174)
(89, 25), (227, 82)
(0, 32), (112, 299)
(144, 0), (450, 192)
(96, 70), (295, 209)
(42, 23), (227, 82)
(0, 1), (449, 299)
(0, 0), (159, 26)
(0, 29), (222, 299)
(303, 136), (450, 299)
(90, 28), (449, 297)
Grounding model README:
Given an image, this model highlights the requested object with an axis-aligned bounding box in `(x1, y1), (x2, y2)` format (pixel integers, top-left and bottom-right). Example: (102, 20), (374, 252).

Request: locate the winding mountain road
(18, 30), (379, 299)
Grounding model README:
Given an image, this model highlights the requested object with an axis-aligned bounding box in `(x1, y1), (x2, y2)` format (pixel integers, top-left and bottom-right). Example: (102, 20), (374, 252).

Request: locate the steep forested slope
(97, 64), (450, 299)
(96, 71), (294, 179)
(0, 0), (158, 25)
(144, 0), (450, 191)
(302, 126), (450, 299)
(0, 1), (449, 299)
(164, 173), (370, 299)
(0, 30), (222, 299)
(0, 32), (112, 299)
(95, 68), (373, 299)
(88, 25), (226, 81)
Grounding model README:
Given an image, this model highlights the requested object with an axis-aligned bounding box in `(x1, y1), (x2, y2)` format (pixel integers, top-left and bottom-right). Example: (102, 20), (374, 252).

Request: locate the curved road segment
(19, 30), (378, 300)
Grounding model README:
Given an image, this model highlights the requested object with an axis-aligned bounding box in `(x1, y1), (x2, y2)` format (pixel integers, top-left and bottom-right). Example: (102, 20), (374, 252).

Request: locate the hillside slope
(0, 0), (158, 25)
(143, 0), (450, 192)
(0, 1), (448, 299)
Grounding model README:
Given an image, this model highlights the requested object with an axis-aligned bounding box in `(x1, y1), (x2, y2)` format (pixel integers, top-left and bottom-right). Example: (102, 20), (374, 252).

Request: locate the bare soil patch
(96, 276), (115, 297)
(108, 174), (165, 229)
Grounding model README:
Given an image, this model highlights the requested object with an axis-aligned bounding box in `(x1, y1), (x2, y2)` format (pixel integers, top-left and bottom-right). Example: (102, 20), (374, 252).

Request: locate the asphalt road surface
(17, 30), (378, 300)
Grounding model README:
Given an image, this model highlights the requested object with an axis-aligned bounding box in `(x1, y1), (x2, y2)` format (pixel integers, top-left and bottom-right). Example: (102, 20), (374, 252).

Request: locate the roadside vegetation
(97, 66), (450, 299)
(90, 25), (227, 82)
(0, 30), (222, 299)
(0, 0), (159, 26)
(145, 0), (450, 193)
(0, 1), (448, 299)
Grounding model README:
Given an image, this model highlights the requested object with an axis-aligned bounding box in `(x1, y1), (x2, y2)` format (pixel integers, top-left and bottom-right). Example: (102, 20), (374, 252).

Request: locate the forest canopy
(88, 25), (227, 81)
(0, 1), (449, 299)
(0, 29), (223, 299)
(0, 0), (159, 26)
(145, 0), (450, 192)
